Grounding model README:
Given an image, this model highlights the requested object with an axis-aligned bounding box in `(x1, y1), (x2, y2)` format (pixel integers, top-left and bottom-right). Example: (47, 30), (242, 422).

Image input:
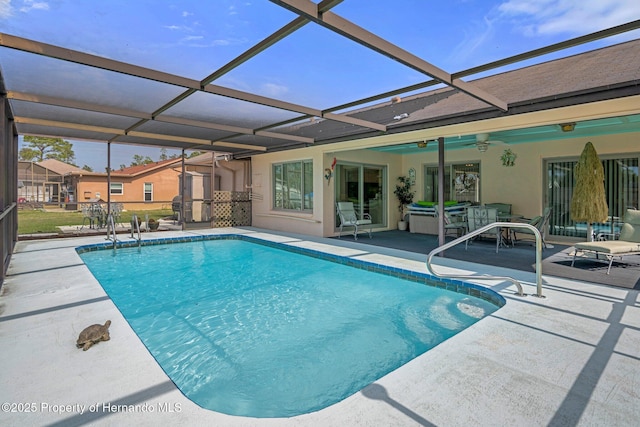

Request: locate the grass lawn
(18, 209), (174, 235)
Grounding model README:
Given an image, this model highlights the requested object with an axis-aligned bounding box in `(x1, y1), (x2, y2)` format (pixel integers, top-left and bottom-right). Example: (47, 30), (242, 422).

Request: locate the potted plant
(148, 218), (160, 231)
(394, 176), (415, 231)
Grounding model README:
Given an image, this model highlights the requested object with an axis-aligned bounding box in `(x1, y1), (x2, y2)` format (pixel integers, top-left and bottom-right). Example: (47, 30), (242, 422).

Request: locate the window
(144, 183), (153, 202)
(547, 156), (639, 238)
(273, 160), (313, 211)
(423, 163), (480, 203)
(110, 182), (123, 195)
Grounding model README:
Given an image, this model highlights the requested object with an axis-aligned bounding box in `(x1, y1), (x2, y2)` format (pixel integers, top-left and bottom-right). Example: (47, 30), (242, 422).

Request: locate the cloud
(19, 0), (49, 13)
(447, 14), (498, 65)
(0, 0), (11, 19)
(448, 0), (639, 66)
(164, 25), (192, 32)
(261, 82), (289, 98)
(182, 35), (203, 42)
(498, 0), (640, 36)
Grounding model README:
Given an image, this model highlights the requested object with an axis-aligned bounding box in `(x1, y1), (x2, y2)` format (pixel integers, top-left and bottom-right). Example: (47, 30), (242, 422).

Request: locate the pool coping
(2, 227), (640, 426)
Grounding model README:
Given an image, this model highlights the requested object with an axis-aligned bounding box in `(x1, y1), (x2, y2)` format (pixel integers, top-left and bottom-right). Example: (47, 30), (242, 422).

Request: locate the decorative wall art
(501, 148), (517, 167)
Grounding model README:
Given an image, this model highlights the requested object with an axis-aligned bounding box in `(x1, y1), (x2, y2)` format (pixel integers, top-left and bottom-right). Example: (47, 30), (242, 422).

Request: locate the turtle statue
(76, 320), (111, 351)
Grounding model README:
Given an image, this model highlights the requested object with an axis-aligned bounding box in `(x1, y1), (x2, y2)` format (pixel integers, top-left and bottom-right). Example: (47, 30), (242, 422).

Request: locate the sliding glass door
(546, 156), (639, 238)
(423, 162), (480, 203)
(334, 163), (386, 228)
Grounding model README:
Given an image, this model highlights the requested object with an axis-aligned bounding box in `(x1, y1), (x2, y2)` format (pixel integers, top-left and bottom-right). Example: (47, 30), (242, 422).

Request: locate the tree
(18, 147), (40, 162)
(19, 136), (76, 164)
(570, 141), (609, 241)
(159, 148), (168, 161)
(130, 154), (154, 166)
(82, 165), (94, 172)
(46, 139), (75, 164)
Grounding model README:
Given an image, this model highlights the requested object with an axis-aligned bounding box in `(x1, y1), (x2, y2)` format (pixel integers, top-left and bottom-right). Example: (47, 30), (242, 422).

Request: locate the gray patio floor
(1, 227), (639, 426)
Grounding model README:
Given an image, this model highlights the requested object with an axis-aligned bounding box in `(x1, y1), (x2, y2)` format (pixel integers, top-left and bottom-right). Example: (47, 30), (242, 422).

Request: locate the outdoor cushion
(414, 201), (458, 207)
(624, 208), (640, 226)
(571, 209), (640, 274)
(574, 241), (640, 255)
(618, 209), (640, 242)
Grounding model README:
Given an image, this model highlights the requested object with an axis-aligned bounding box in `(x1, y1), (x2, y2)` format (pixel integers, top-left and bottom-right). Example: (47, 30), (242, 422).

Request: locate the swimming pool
(78, 235), (503, 418)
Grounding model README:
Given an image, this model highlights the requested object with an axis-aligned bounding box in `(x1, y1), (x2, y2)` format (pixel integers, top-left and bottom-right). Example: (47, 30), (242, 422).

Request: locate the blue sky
(2, 0), (639, 170)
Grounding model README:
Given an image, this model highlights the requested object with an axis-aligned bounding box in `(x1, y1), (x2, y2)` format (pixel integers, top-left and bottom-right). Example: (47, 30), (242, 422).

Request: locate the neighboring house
(61, 154), (250, 215)
(18, 159), (85, 205)
(66, 158), (183, 211)
(250, 39), (640, 243)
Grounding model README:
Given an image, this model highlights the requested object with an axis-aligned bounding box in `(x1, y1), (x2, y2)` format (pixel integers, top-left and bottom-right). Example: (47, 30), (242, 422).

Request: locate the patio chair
(512, 207), (552, 249)
(336, 202), (372, 240)
(486, 203), (512, 217)
(443, 211), (467, 237)
(465, 207), (500, 253)
(571, 209), (640, 274)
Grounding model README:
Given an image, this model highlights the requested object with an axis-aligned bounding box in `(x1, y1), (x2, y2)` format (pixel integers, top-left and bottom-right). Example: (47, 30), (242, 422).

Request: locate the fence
(211, 191), (251, 227)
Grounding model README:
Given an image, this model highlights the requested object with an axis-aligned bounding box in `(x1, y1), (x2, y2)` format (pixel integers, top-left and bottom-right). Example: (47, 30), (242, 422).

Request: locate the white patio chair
(465, 207), (500, 253)
(512, 207), (552, 249)
(336, 202), (372, 240)
(443, 211), (467, 237)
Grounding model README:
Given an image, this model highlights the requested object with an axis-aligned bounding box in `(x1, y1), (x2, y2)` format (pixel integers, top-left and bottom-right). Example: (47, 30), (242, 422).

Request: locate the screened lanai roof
(1, 1), (640, 159)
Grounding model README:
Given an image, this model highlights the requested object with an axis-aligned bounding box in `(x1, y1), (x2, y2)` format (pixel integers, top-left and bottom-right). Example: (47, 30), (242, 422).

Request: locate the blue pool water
(78, 236), (501, 418)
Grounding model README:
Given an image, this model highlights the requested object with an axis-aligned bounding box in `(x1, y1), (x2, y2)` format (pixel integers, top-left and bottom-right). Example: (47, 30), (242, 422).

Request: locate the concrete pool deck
(1, 227), (639, 426)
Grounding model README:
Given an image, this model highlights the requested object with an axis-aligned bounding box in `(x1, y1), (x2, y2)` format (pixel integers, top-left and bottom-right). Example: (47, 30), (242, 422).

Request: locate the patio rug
(334, 231), (640, 290)
(543, 249), (640, 289)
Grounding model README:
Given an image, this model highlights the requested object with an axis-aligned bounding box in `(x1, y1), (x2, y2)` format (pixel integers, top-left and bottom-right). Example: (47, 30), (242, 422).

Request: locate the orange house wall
(75, 168), (180, 211)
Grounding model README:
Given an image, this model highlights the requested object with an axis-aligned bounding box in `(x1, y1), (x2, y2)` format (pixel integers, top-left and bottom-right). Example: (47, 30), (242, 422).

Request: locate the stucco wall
(404, 132), (639, 219)
(250, 146), (403, 235)
(76, 167), (179, 210)
(251, 130), (639, 238)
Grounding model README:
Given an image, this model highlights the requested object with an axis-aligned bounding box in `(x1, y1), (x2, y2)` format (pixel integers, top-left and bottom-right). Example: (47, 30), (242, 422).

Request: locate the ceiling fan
(472, 133), (506, 152)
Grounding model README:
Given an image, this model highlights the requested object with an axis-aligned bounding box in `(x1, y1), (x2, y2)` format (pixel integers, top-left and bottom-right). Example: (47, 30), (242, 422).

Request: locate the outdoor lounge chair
(336, 202), (372, 240)
(571, 209), (640, 274)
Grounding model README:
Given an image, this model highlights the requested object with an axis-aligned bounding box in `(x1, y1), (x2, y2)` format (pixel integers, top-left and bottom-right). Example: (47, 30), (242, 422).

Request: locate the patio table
(499, 214), (525, 247)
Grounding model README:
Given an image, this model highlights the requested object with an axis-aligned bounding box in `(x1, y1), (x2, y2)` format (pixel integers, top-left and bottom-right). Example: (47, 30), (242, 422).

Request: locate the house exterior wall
(250, 144), (405, 236)
(251, 97), (640, 239)
(75, 167), (180, 210)
(405, 132), (639, 219)
(72, 160), (251, 212)
(75, 175), (108, 203)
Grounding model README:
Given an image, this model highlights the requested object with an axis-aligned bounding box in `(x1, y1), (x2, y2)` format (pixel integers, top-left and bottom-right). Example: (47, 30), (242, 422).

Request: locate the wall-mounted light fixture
(559, 122), (576, 132)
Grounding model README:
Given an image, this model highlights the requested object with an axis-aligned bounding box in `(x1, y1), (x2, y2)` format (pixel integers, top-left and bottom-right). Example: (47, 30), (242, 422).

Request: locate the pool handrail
(426, 222), (544, 298)
(130, 214), (142, 247)
(105, 212), (117, 250)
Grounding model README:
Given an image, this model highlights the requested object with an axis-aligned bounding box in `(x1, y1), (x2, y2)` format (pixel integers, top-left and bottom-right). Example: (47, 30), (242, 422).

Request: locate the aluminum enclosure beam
(270, 0), (508, 111)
